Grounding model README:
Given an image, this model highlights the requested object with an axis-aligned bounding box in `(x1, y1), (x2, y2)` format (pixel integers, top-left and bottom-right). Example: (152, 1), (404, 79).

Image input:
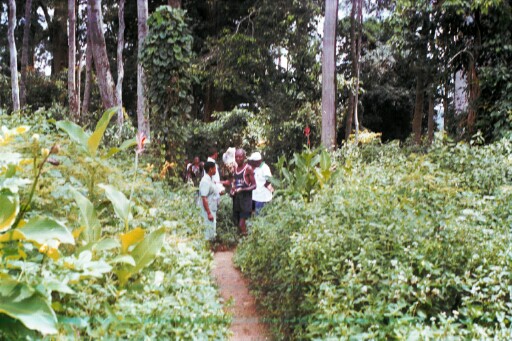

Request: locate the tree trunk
(82, 25), (93, 116)
(321, 0), (338, 149)
(77, 50), (82, 120)
(412, 71), (425, 145)
(204, 83), (214, 122)
(168, 0), (181, 8)
(8, 0), (20, 112)
(466, 59), (480, 135)
(88, 0), (117, 109)
(427, 87), (434, 143)
(345, 0), (357, 141)
(20, 0), (33, 107)
(137, 0), (149, 137)
(353, 0), (363, 143)
(51, 1), (68, 76)
(68, 0), (79, 120)
(116, 0), (126, 126)
(443, 81), (449, 132)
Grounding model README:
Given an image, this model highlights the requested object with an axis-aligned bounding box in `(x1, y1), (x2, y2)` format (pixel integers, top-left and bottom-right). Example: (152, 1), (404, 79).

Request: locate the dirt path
(212, 250), (271, 341)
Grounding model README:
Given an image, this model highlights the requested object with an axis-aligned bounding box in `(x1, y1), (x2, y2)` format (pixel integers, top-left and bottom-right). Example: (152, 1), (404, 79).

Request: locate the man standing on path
(248, 152), (274, 215)
(200, 161), (220, 241)
(230, 149), (256, 236)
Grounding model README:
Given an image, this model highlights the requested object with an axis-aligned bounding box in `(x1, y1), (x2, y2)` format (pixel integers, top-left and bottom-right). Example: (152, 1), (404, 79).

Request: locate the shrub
(0, 112), (230, 339)
(235, 140), (512, 339)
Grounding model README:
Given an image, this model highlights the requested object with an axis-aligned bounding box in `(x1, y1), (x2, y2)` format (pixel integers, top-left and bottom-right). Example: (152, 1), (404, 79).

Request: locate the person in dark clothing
(230, 149), (256, 236)
(186, 156), (203, 186)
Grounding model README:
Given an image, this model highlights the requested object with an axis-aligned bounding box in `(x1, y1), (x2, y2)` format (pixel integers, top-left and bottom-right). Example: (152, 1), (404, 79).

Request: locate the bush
(235, 140), (512, 339)
(0, 112), (230, 339)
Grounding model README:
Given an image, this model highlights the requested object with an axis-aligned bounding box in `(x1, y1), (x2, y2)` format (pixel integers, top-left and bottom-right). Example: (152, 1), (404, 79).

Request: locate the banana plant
(56, 107), (136, 158)
(277, 148), (337, 202)
(56, 108), (136, 200)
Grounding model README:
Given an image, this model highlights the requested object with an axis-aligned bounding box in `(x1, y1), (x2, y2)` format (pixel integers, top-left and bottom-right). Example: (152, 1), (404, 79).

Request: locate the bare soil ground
(212, 250), (271, 341)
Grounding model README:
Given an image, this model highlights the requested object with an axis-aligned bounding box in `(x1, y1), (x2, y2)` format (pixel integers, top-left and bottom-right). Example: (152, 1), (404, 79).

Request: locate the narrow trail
(212, 250), (271, 341)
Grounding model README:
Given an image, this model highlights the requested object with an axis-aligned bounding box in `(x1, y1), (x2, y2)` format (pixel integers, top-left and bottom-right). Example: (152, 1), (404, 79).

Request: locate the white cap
(248, 152), (262, 161)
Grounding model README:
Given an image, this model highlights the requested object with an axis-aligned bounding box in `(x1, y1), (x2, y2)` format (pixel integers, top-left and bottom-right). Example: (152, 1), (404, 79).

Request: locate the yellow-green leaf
(120, 227), (145, 254)
(0, 191), (19, 233)
(87, 108), (117, 156)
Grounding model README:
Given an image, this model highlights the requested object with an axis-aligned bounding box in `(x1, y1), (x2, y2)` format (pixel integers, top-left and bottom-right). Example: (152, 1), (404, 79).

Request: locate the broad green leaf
(71, 188), (101, 243)
(130, 228), (165, 271)
(87, 108), (117, 156)
(0, 293), (57, 335)
(120, 227), (145, 254)
(0, 274), (18, 296)
(110, 255), (136, 266)
(93, 238), (120, 252)
(320, 150), (331, 170)
(0, 191), (19, 232)
(55, 121), (89, 152)
(116, 228), (165, 285)
(98, 184), (131, 223)
(103, 138), (137, 159)
(19, 217), (75, 245)
(44, 280), (75, 295)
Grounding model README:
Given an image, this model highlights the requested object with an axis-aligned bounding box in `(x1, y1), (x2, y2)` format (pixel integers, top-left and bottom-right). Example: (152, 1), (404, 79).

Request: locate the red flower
(136, 132), (147, 155)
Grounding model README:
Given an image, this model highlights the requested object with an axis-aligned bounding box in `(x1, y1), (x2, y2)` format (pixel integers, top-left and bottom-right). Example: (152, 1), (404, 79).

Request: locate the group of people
(194, 147), (274, 241)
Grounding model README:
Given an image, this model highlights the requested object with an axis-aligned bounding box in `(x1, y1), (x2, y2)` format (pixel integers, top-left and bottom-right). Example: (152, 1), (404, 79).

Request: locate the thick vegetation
(236, 138), (512, 339)
(0, 112), (229, 339)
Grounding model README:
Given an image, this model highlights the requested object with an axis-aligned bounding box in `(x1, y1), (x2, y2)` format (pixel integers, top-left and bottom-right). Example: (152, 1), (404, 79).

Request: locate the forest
(0, 0), (511, 339)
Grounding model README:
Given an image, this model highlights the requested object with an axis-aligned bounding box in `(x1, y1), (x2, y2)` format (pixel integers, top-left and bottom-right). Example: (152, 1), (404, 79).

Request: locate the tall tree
(116, 0), (126, 125)
(8, 0), (20, 112)
(39, 0), (68, 76)
(20, 0), (33, 107)
(321, 0), (338, 148)
(345, 0), (357, 140)
(88, 0), (117, 109)
(68, 0), (79, 120)
(427, 87), (434, 143)
(353, 0), (363, 143)
(82, 24), (93, 116)
(137, 0), (149, 137)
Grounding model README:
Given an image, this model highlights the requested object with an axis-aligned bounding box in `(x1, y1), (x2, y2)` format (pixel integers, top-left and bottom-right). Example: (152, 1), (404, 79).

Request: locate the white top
(199, 173), (219, 212)
(252, 162), (272, 202)
(207, 156), (225, 196)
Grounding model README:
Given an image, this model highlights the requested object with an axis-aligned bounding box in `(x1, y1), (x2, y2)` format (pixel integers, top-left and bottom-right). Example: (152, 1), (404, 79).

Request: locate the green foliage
(276, 148), (337, 202)
(115, 228), (165, 286)
(186, 108), (260, 159)
(0, 113), (230, 339)
(236, 139), (512, 339)
(140, 6), (194, 160)
(263, 101), (321, 163)
(71, 188), (101, 244)
(0, 277), (58, 335)
(207, 31), (269, 96)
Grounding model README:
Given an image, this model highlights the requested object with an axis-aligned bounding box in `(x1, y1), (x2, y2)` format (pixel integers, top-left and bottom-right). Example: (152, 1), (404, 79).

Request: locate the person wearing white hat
(248, 151), (274, 215)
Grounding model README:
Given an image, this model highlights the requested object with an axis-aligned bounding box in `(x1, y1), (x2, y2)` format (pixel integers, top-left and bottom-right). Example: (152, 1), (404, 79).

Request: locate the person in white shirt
(205, 147), (231, 200)
(199, 161), (219, 241)
(248, 152), (274, 215)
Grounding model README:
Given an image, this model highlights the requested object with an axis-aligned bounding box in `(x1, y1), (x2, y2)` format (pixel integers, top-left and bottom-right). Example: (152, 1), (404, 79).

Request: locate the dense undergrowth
(236, 137), (512, 339)
(0, 112), (230, 339)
